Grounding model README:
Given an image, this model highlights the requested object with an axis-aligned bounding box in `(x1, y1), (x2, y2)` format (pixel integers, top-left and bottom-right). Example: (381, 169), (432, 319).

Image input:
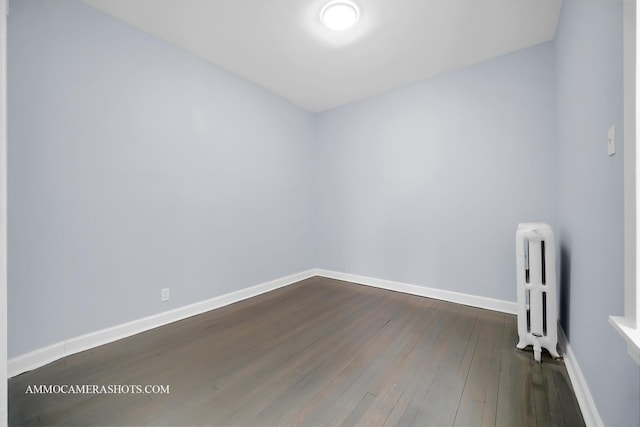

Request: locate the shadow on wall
(559, 242), (571, 336)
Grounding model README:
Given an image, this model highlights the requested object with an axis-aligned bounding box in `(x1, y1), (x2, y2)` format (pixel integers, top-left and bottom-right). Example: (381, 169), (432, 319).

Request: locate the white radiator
(515, 223), (559, 362)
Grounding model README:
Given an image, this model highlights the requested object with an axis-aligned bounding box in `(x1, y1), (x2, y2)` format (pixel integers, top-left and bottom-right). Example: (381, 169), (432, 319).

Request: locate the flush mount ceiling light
(321, 1), (359, 31)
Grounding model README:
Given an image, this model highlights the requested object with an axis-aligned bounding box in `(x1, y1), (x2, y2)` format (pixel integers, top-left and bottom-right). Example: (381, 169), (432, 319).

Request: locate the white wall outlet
(161, 288), (170, 302)
(607, 125), (616, 156)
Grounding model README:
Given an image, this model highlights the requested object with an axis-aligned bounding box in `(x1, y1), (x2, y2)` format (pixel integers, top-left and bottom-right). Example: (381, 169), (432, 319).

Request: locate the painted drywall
(555, 0), (640, 426)
(315, 42), (557, 302)
(8, 0), (315, 357)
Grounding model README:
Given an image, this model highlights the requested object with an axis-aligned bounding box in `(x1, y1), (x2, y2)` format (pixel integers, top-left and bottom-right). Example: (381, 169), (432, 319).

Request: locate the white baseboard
(8, 269), (317, 378)
(317, 270), (602, 426)
(8, 268), (601, 427)
(7, 268), (517, 377)
(557, 326), (604, 427)
(314, 269), (518, 314)
(13, 263), (599, 427)
(8, 268), (604, 427)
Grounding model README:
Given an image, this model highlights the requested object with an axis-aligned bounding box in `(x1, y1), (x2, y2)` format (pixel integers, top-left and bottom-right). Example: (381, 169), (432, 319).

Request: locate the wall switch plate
(607, 125), (616, 156)
(161, 288), (170, 302)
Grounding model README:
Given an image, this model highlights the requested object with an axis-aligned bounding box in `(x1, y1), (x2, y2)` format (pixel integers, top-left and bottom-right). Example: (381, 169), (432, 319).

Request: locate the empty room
(1, 0), (640, 426)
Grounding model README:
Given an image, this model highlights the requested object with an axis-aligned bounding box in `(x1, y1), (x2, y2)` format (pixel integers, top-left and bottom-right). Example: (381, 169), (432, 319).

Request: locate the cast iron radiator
(515, 223), (559, 362)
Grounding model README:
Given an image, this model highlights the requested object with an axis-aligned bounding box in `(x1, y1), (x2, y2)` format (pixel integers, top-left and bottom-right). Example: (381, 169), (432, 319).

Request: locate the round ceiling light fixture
(321, 1), (359, 31)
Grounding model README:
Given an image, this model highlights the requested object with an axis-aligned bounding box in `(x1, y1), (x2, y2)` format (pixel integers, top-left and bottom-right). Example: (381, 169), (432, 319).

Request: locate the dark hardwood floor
(9, 277), (585, 426)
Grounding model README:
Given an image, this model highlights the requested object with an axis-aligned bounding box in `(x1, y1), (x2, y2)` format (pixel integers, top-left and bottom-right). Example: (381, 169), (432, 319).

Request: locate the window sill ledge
(609, 316), (640, 365)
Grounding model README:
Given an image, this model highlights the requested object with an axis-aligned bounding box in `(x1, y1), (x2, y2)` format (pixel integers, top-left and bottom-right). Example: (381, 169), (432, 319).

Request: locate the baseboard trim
(557, 326), (604, 427)
(314, 269), (518, 314)
(9, 268), (601, 426)
(8, 269), (317, 378)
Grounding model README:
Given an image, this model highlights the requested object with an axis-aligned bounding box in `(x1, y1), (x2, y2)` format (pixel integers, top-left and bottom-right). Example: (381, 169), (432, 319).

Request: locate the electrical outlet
(161, 288), (170, 302)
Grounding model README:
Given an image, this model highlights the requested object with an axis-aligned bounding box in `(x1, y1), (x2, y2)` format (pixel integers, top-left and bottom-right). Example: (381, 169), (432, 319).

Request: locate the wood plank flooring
(9, 277), (585, 426)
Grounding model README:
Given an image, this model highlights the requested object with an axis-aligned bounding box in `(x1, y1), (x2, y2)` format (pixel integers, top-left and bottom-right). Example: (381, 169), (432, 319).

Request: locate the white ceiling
(81, 0), (563, 112)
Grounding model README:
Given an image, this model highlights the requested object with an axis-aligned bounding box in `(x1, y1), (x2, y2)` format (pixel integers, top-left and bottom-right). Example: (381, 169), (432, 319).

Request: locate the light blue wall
(8, 0), (315, 357)
(555, 1), (640, 426)
(316, 43), (557, 302)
